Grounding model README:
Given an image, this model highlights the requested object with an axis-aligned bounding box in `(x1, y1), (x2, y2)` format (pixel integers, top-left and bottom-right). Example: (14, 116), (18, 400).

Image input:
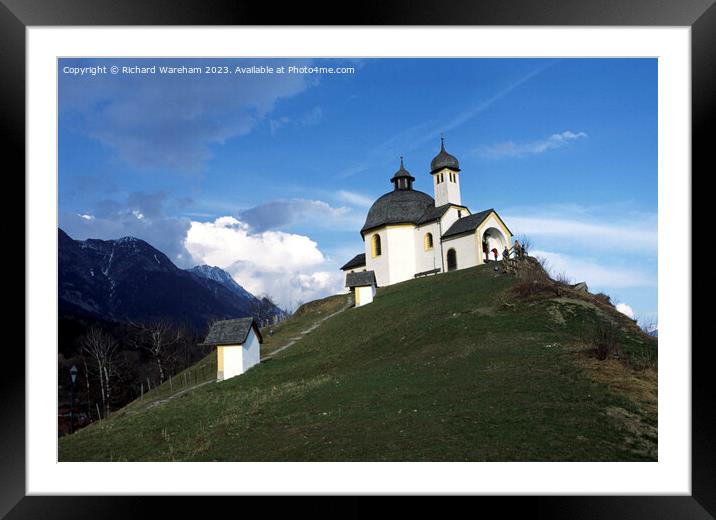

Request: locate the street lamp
(69, 365), (78, 434)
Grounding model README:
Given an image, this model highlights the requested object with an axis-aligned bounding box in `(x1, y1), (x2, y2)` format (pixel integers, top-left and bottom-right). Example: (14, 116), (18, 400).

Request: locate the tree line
(59, 318), (209, 427)
(59, 295), (287, 432)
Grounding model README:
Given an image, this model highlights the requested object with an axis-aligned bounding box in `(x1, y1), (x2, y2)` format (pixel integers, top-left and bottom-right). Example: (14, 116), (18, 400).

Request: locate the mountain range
(58, 228), (282, 330)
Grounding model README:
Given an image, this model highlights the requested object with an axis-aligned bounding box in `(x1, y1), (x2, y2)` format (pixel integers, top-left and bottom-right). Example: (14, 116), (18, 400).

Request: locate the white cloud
(337, 190), (373, 208)
(615, 303), (635, 319)
(532, 249), (654, 289)
(238, 198), (361, 232)
(506, 213), (657, 253)
(61, 58), (317, 173)
(184, 216), (343, 309)
(479, 130), (588, 159)
(268, 106), (322, 135)
(61, 193), (193, 267)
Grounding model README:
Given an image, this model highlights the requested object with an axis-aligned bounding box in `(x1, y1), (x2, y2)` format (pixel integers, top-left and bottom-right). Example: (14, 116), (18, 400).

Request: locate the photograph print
(57, 57), (657, 462)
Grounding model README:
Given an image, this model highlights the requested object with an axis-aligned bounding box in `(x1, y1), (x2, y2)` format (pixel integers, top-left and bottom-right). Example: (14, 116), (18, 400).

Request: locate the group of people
(481, 239), (528, 272)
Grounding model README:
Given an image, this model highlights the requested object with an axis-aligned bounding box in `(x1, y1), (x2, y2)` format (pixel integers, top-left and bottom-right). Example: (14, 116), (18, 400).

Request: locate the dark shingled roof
(340, 253), (366, 271)
(430, 138), (460, 174)
(345, 270), (376, 288)
(199, 317), (263, 346)
(361, 189), (434, 235)
(441, 209), (493, 239)
(417, 203), (466, 225)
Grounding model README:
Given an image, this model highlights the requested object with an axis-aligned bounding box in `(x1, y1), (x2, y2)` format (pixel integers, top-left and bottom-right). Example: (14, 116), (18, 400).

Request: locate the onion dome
(430, 137), (460, 174)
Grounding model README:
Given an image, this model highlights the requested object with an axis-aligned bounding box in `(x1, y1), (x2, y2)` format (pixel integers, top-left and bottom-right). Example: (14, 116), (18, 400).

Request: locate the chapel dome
(430, 137), (460, 174)
(361, 189), (434, 235)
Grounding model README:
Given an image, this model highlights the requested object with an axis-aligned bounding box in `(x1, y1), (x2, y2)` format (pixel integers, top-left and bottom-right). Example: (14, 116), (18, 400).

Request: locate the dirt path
(261, 298), (352, 360)
(145, 380), (215, 409)
(124, 298), (353, 414)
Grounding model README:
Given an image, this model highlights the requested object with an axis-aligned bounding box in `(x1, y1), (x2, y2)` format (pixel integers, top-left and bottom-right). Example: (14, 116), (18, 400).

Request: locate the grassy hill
(59, 261), (657, 461)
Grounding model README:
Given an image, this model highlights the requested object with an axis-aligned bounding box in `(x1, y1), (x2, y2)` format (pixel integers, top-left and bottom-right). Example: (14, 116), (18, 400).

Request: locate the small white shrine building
(200, 317), (263, 381)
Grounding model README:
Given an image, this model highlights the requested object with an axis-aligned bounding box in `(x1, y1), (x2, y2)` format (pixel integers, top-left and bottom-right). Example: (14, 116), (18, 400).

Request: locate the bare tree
(79, 326), (119, 418)
(250, 295), (280, 328)
(534, 255), (552, 277)
(129, 319), (184, 383)
(516, 234), (533, 256)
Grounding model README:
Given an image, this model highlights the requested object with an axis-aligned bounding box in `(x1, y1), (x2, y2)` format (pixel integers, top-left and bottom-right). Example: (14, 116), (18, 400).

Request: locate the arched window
(371, 234), (382, 257)
(447, 248), (457, 271)
(424, 232), (434, 251)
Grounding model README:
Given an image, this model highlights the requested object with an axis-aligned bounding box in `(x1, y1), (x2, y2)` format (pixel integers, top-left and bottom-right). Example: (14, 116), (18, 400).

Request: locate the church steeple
(391, 156), (415, 191)
(430, 137), (462, 206)
(430, 136), (460, 174)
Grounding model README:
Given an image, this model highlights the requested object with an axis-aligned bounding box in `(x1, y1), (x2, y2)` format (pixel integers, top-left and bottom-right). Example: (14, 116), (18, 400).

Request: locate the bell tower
(430, 137), (461, 207)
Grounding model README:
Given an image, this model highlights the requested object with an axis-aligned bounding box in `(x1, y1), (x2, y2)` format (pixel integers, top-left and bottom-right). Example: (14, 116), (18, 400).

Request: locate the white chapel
(341, 138), (513, 290)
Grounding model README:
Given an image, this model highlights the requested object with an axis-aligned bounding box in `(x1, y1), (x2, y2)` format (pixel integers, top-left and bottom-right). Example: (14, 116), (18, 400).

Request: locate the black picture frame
(4, 0), (709, 517)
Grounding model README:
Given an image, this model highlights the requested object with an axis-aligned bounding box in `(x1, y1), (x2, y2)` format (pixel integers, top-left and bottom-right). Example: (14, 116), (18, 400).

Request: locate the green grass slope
(59, 264), (657, 461)
(115, 293), (351, 416)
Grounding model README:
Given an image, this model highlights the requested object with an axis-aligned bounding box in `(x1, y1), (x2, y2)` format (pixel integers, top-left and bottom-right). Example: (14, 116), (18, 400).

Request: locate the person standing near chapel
(502, 246), (512, 272)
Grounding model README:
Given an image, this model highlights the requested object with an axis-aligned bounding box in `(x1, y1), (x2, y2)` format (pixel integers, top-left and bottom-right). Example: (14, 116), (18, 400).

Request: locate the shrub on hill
(586, 319), (622, 361)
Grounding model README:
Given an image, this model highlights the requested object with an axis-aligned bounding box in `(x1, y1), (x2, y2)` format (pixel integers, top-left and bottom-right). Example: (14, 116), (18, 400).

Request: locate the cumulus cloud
(59, 58), (317, 173)
(615, 303), (635, 319)
(184, 216), (343, 309)
(479, 130), (588, 159)
(61, 192), (352, 307)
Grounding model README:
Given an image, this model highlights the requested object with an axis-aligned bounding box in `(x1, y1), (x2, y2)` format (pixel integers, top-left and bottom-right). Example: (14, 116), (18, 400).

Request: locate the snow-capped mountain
(58, 228), (278, 329)
(187, 265), (256, 302)
(187, 264), (284, 322)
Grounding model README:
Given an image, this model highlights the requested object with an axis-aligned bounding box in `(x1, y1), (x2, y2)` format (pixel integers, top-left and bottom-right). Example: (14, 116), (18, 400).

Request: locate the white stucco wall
(442, 232), (480, 271)
(386, 225), (417, 285)
(440, 205), (471, 232)
(414, 221), (442, 274)
(432, 168), (462, 207)
(221, 344), (244, 381)
(355, 285), (375, 306)
(365, 225), (417, 286)
(242, 328), (261, 373)
(218, 327), (261, 382)
(364, 228), (389, 287)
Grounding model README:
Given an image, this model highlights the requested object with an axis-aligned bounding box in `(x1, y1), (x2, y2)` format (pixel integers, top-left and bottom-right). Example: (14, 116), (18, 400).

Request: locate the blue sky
(59, 58), (657, 323)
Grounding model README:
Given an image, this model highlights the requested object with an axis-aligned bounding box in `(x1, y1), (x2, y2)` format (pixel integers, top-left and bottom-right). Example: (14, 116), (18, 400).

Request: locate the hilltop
(59, 260), (657, 461)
